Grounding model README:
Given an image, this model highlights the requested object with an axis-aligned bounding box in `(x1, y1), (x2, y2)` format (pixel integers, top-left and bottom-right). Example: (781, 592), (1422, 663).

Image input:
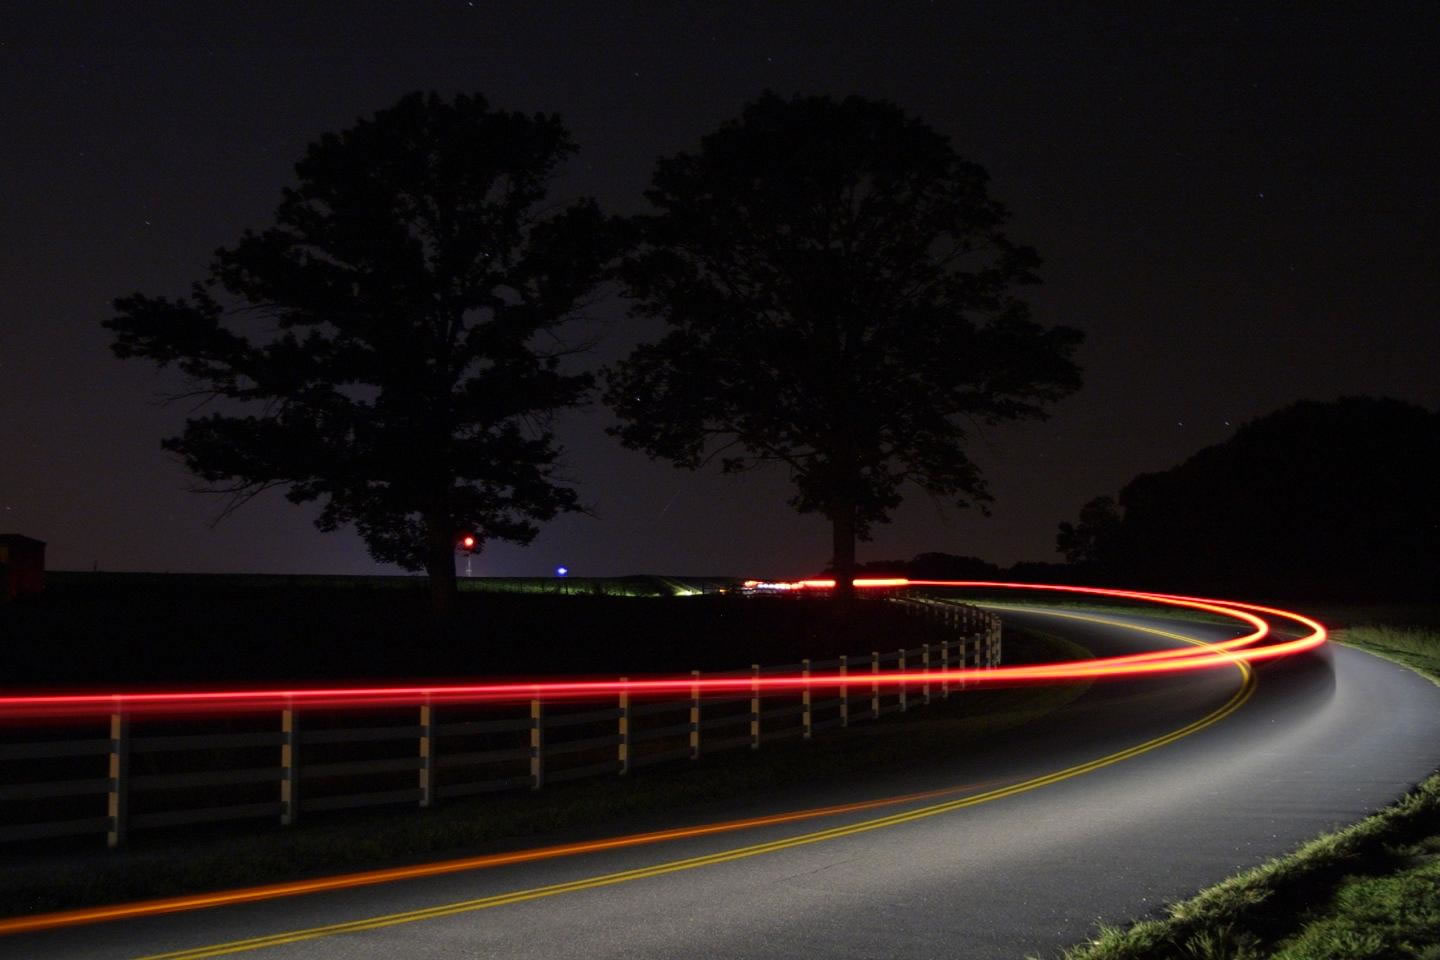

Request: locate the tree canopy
(605, 92), (1083, 598)
(1055, 397), (1440, 599)
(106, 91), (616, 615)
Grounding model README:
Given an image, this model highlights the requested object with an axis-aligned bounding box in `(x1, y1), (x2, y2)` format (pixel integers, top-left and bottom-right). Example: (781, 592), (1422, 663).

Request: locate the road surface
(11, 604), (1440, 959)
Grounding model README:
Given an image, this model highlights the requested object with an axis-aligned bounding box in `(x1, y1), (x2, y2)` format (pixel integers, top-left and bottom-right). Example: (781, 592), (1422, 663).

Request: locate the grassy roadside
(970, 598), (1239, 627)
(1049, 612), (1440, 960)
(0, 625), (1091, 919)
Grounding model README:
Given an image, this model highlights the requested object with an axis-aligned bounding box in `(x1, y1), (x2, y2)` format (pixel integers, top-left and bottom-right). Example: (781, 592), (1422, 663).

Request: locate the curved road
(12, 604), (1440, 959)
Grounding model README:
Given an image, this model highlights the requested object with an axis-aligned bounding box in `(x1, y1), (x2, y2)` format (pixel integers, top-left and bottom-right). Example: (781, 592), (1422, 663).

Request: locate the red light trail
(0, 583), (1325, 719)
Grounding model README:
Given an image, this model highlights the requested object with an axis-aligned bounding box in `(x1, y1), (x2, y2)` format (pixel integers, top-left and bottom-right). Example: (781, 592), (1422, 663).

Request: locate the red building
(0, 534), (46, 600)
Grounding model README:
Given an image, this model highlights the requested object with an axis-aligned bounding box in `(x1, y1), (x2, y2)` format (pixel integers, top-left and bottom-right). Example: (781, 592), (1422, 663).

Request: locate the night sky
(3, 2), (1437, 579)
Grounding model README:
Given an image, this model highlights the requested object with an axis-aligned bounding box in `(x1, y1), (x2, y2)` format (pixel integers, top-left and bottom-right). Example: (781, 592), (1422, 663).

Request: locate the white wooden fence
(0, 598), (998, 848)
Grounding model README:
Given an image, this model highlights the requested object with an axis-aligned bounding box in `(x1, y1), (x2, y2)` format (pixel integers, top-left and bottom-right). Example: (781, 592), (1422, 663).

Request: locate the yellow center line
(135, 611), (1252, 959)
(0, 782), (1014, 937)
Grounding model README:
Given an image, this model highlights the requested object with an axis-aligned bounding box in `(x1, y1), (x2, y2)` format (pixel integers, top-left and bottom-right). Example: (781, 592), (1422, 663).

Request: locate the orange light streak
(0, 779), (999, 936)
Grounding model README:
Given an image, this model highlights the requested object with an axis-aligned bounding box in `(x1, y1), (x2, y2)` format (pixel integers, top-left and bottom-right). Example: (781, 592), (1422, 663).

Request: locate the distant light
(459, 534), (476, 552)
(797, 578), (910, 590)
(741, 578), (910, 593)
(556, 566), (569, 577)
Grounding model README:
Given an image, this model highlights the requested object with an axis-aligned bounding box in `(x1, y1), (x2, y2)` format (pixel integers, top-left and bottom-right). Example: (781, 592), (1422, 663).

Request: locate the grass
(1329, 625), (1440, 688)
(457, 574), (726, 597)
(1049, 607), (1440, 960)
(968, 596), (1240, 627)
(1272, 841), (1440, 960)
(0, 575), (924, 686)
(0, 623), (1091, 919)
(41, 571), (725, 598)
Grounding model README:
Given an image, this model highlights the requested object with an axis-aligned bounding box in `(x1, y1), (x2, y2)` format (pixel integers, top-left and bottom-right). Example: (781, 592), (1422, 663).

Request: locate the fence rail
(0, 598), (999, 848)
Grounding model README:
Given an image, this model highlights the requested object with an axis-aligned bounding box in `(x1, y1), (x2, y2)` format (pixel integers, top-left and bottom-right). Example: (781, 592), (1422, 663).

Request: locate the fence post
(839, 657), (849, 727)
(801, 658), (812, 739)
(689, 670), (701, 760)
(280, 704), (299, 827)
(921, 643), (931, 705)
(870, 651), (880, 719)
(106, 711), (129, 849)
(750, 664), (761, 750)
(618, 677), (630, 775)
(939, 638), (950, 698)
(892, 644), (904, 713)
(418, 698), (435, 808)
(530, 698), (544, 789)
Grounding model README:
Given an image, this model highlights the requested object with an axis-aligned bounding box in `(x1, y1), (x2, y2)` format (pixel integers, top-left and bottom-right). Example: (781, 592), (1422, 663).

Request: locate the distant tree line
(833, 552), (1075, 586)
(1054, 397), (1440, 600)
(841, 397), (1440, 602)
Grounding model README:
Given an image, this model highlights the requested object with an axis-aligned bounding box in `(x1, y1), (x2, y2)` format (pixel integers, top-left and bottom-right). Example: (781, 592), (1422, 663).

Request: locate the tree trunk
(424, 514), (458, 620)
(831, 499), (857, 609)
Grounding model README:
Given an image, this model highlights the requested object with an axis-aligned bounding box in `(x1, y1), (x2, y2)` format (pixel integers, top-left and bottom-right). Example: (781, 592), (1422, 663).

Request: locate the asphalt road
(13, 605), (1440, 960)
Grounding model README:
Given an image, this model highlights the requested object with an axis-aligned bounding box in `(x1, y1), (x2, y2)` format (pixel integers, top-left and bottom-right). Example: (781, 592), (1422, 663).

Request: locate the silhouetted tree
(1056, 495), (1123, 569)
(1056, 397), (1440, 599)
(106, 92), (616, 617)
(606, 93), (1083, 602)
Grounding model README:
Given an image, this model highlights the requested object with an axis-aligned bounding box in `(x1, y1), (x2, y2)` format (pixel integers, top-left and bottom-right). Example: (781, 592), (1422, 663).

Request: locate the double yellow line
(131, 610), (1254, 959)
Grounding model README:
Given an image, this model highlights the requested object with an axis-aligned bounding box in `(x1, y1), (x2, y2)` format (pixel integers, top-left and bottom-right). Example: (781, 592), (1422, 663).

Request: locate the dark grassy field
(0, 572), (945, 688)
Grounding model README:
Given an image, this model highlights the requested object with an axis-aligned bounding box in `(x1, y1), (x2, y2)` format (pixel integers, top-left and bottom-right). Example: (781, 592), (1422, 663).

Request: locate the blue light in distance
(555, 565), (569, 577)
